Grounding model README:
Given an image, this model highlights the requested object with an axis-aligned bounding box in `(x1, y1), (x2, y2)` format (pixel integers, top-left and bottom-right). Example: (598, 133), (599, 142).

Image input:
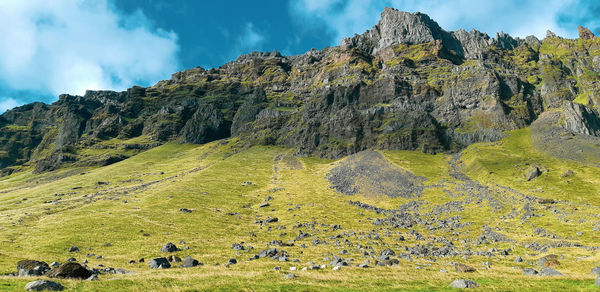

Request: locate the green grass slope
(0, 129), (600, 291)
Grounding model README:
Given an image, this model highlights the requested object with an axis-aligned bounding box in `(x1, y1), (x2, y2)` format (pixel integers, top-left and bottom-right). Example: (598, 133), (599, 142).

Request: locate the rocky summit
(2, 7), (600, 292)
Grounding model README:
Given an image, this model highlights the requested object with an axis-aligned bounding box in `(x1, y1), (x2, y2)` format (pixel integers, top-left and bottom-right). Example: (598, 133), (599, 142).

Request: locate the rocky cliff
(2, 7), (600, 175)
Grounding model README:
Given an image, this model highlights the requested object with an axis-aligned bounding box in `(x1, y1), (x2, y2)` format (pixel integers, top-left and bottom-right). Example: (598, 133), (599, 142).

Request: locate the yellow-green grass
(0, 133), (599, 290)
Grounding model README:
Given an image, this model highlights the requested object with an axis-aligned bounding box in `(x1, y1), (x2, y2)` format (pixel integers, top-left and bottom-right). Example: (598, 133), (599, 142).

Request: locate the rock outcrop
(578, 26), (595, 40)
(2, 8), (600, 175)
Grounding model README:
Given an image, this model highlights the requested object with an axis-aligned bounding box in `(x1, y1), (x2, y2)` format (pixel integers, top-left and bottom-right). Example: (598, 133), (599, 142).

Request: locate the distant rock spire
(578, 25), (595, 40)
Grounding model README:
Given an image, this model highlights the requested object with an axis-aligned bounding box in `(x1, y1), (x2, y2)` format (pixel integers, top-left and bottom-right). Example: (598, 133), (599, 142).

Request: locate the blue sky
(1, 0), (599, 112)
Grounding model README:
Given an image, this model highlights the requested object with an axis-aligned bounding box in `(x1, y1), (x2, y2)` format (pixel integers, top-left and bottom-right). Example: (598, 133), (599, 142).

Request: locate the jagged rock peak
(340, 7), (522, 59)
(578, 25), (595, 40)
(341, 8), (461, 55)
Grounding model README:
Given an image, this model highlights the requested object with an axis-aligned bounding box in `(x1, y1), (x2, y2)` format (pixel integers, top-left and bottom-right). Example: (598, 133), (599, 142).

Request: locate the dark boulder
(161, 242), (179, 253)
(46, 262), (92, 279)
(24, 280), (64, 291)
(17, 260), (50, 276)
(182, 256), (202, 268)
(149, 257), (171, 269)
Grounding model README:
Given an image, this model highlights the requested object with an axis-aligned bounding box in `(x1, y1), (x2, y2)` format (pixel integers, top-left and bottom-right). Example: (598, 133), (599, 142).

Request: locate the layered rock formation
(2, 7), (600, 174)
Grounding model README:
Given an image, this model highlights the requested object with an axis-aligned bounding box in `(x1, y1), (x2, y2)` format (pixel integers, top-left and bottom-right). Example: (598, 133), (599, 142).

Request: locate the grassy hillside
(1, 128), (600, 291)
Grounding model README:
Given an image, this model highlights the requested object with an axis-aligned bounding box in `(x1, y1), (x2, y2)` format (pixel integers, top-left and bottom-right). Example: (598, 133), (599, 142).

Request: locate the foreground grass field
(1, 128), (600, 291)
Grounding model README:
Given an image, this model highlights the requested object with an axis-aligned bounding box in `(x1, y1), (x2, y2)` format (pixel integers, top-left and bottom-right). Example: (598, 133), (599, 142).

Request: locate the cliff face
(2, 7), (600, 174)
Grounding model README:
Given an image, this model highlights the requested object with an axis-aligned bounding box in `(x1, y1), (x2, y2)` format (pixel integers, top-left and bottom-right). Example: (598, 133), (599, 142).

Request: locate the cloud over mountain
(0, 0), (179, 110)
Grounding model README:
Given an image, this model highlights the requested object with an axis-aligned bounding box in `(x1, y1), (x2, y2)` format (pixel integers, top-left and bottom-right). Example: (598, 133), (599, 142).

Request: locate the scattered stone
(455, 263), (476, 273)
(449, 279), (479, 289)
(50, 262), (60, 268)
(538, 198), (556, 204)
(514, 256), (523, 263)
(128, 260), (136, 264)
(232, 243), (245, 250)
(265, 217), (279, 223)
(183, 256), (202, 268)
(539, 267), (562, 276)
(138, 258), (144, 263)
(359, 264), (369, 268)
(161, 242), (179, 253)
(523, 268), (538, 275)
(595, 276), (600, 287)
(537, 255), (560, 267)
(24, 280), (64, 291)
(377, 259), (400, 266)
(284, 273), (297, 279)
(167, 255), (182, 263)
(561, 170), (575, 177)
(65, 258), (76, 262)
(591, 266), (600, 276)
(46, 262), (92, 279)
(149, 258), (171, 269)
(226, 258), (237, 265)
(86, 274), (99, 281)
(332, 266), (341, 271)
(179, 208), (193, 213)
(290, 267), (297, 271)
(69, 246), (79, 252)
(525, 166), (542, 181)
(380, 249), (395, 257)
(259, 203), (270, 208)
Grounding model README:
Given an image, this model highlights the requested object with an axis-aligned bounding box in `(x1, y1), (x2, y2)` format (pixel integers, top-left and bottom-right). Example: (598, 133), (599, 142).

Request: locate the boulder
(522, 268), (538, 275)
(183, 256), (201, 268)
(17, 260), (50, 276)
(161, 242), (179, 253)
(24, 280), (64, 291)
(539, 267), (562, 276)
(46, 262), (92, 279)
(514, 256), (523, 263)
(449, 279), (479, 289)
(537, 254), (559, 267)
(525, 166), (541, 181)
(591, 266), (600, 276)
(380, 249), (395, 257)
(226, 258), (237, 265)
(455, 263), (476, 272)
(283, 273), (297, 279)
(167, 255), (182, 263)
(149, 257), (171, 269)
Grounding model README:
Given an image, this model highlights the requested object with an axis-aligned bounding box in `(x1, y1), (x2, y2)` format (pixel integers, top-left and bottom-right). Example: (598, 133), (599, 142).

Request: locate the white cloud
(224, 22), (266, 62)
(0, 0), (179, 97)
(0, 97), (20, 113)
(291, 0), (589, 46)
(238, 22), (265, 51)
(291, 0), (382, 43)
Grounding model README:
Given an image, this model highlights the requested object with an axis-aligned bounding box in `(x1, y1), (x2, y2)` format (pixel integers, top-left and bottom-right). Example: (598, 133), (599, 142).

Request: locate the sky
(1, 0), (600, 113)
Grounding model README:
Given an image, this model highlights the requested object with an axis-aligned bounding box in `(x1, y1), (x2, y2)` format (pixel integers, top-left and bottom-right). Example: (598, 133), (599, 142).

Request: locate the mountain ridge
(1, 7), (600, 175)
